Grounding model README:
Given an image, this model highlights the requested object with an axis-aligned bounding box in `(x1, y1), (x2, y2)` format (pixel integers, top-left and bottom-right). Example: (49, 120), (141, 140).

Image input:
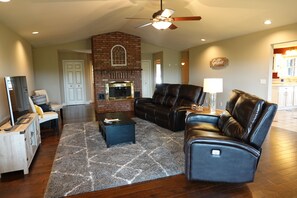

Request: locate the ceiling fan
(127, 0), (202, 30)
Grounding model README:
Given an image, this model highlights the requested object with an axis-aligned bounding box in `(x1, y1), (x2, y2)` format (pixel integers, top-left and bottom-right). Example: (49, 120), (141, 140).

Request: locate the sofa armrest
(169, 106), (192, 131)
(134, 97), (153, 105)
(186, 113), (220, 125)
(185, 132), (260, 156)
(184, 130), (261, 182)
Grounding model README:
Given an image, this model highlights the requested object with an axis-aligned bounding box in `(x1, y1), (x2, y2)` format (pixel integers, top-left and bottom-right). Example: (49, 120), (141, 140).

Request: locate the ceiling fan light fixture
(264, 19), (272, 25)
(152, 21), (172, 30)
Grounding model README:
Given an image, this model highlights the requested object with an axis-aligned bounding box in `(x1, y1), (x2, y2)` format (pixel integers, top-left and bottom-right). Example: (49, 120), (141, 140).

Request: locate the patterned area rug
(44, 118), (184, 197)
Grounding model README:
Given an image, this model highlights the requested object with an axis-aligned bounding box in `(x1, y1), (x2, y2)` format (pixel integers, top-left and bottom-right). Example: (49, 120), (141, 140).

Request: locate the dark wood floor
(1, 104), (297, 198)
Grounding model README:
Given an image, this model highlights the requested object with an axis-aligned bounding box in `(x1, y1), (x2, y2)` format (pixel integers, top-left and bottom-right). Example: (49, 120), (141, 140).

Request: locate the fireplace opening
(106, 81), (134, 100)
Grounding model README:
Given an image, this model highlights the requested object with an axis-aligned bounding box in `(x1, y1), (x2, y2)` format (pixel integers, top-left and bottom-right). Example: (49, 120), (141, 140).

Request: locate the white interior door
(63, 60), (86, 105)
(141, 60), (153, 97)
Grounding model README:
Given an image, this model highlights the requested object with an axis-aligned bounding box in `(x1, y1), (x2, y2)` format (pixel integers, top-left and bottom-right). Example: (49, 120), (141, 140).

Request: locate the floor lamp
(203, 78), (223, 114)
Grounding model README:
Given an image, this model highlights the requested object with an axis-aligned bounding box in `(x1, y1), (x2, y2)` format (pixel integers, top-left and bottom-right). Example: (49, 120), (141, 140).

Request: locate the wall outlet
(219, 101), (223, 107)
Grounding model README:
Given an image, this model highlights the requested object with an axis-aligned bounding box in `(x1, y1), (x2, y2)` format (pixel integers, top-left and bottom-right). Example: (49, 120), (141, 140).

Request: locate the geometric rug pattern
(44, 118), (184, 197)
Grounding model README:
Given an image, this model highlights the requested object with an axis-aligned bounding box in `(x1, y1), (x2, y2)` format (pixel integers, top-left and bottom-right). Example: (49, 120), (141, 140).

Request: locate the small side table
(186, 107), (224, 118)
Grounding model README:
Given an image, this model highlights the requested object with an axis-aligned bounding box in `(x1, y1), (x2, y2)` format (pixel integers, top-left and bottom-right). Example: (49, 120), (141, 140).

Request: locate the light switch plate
(260, 79), (267, 84)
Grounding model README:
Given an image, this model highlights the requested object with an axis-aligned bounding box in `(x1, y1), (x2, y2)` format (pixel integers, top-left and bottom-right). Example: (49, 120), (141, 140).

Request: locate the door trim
(141, 60), (153, 97)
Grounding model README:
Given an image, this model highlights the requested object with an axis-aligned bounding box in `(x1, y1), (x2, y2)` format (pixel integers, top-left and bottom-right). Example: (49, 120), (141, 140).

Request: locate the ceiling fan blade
(169, 24), (178, 30)
(172, 16), (202, 21)
(137, 22), (152, 28)
(126, 17), (151, 20)
(161, 9), (174, 18)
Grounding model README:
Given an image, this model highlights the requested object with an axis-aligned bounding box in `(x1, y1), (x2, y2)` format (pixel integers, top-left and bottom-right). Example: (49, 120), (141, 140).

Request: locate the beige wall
(141, 42), (181, 84)
(0, 23), (35, 124)
(32, 39), (92, 104)
(189, 22), (297, 108)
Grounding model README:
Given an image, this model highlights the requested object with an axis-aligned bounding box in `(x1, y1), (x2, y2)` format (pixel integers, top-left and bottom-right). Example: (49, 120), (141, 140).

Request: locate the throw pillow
(35, 105), (44, 118)
(31, 95), (47, 105)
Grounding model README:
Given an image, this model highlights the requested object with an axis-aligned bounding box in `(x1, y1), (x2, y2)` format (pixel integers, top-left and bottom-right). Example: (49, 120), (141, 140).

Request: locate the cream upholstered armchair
(28, 97), (59, 134)
(34, 89), (64, 120)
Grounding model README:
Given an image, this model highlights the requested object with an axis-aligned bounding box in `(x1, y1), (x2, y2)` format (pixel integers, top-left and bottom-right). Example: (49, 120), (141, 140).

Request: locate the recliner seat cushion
(154, 106), (172, 120)
(186, 122), (220, 133)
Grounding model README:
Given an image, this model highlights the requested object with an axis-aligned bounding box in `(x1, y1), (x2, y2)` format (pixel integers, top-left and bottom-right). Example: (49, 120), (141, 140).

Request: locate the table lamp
(203, 78), (223, 113)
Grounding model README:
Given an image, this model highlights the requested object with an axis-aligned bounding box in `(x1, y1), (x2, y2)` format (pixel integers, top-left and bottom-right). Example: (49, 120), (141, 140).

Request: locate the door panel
(63, 60), (85, 105)
(141, 60), (152, 97)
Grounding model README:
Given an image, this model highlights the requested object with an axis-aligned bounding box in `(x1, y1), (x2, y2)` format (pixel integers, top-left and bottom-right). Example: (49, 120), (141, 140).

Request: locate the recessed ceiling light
(0, 0), (11, 2)
(201, 39), (206, 42)
(32, 31), (39, 35)
(264, 20), (272, 25)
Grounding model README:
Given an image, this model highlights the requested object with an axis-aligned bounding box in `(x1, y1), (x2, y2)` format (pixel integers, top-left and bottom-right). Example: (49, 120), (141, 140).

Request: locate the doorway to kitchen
(271, 41), (297, 110)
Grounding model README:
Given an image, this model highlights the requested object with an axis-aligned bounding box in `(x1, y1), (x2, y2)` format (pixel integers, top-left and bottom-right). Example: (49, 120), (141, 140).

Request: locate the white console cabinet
(0, 113), (41, 177)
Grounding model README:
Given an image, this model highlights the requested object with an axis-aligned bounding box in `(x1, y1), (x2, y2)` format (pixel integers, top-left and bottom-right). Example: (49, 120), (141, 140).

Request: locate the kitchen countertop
(272, 83), (297, 87)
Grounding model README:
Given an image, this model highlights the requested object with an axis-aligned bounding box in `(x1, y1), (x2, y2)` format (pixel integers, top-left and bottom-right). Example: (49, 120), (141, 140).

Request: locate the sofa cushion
(176, 85), (204, 106)
(152, 84), (169, 105)
(218, 110), (232, 130)
(228, 93), (265, 140)
(225, 89), (244, 113)
(143, 104), (157, 116)
(222, 117), (244, 139)
(163, 84), (180, 107)
(155, 106), (172, 120)
(186, 122), (220, 133)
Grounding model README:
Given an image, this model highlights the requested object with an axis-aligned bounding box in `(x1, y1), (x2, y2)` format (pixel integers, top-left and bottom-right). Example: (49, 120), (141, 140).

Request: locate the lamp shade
(203, 78), (223, 93)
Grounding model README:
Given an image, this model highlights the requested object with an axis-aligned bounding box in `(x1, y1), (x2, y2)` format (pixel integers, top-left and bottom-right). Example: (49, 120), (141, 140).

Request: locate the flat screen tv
(4, 76), (30, 127)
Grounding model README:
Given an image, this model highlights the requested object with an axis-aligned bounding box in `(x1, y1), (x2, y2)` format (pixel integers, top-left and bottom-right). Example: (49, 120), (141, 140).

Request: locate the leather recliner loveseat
(134, 83), (206, 131)
(184, 89), (277, 183)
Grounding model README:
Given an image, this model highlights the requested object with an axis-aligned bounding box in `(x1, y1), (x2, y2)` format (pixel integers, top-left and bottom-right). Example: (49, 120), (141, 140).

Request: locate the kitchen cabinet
(294, 86), (297, 106)
(278, 86), (294, 108)
(272, 85), (296, 109)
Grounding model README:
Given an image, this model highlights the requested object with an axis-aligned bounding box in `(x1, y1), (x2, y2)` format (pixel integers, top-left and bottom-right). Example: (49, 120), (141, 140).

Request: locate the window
(155, 61), (162, 84)
(274, 53), (297, 77)
(111, 45), (127, 66)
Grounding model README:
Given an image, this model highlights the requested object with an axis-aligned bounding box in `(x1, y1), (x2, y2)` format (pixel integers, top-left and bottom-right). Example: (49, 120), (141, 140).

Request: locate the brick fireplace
(92, 32), (142, 113)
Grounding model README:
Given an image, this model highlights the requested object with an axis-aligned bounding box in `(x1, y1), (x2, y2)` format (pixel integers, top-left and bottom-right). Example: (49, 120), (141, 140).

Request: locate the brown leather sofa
(134, 83), (206, 131)
(184, 89), (278, 183)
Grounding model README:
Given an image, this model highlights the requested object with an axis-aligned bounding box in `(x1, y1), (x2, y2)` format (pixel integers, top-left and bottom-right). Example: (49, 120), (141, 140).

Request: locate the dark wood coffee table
(98, 112), (136, 148)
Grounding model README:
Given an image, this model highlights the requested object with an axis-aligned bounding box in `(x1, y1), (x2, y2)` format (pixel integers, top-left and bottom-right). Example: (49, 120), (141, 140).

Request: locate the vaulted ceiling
(1, 0), (297, 50)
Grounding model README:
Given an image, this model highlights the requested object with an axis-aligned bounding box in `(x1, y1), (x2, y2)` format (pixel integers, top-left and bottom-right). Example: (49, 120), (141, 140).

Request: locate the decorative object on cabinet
(0, 113), (41, 177)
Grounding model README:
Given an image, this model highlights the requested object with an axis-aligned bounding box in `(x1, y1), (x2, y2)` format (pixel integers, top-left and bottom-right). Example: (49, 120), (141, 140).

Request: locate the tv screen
(4, 76), (30, 127)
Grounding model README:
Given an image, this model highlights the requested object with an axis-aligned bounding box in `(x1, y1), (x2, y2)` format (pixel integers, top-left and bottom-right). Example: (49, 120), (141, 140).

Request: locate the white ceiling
(1, 0), (297, 51)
